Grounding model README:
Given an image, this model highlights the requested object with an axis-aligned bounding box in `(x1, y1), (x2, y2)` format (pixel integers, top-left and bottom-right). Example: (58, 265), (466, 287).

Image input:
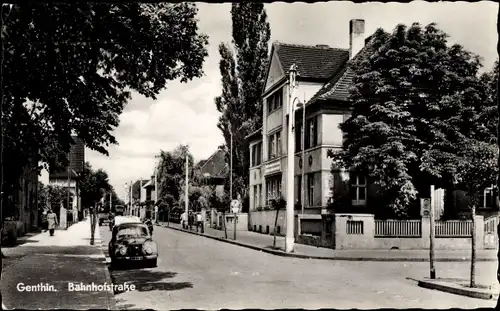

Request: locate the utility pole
(154, 160), (158, 223)
(230, 129), (233, 201)
(185, 152), (189, 228)
(230, 129), (237, 240)
(67, 166), (71, 229)
(285, 64), (298, 253)
(129, 181), (132, 215)
(429, 185), (436, 279)
(301, 92), (306, 216)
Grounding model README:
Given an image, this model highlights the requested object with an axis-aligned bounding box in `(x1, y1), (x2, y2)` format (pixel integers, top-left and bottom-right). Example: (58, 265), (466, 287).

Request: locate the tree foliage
(1, 3), (208, 210)
(214, 3), (271, 199)
(78, 162), (112, 210)
(37, 181), (73, 212)
(156, 144), (195, 206)
(329, 23), (497, 218)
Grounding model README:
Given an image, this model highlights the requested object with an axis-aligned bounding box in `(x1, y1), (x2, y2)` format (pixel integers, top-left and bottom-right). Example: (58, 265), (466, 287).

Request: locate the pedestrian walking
(181, 212), (187, 229)
(188, 211), (194, 231)
(41, 209), (48, 231)
(46, 209), (58, 236)
(196, 212), (204, 233)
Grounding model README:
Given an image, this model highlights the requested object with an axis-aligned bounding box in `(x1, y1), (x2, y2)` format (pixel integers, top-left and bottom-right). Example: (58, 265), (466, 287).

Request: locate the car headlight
(118, 245), (127, 255)
(143, 241), (156, 254)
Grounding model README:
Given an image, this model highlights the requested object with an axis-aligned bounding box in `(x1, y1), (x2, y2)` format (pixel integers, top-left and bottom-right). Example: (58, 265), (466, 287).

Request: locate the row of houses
(127, 148), (228, 220)
(2, 136), (84, 243)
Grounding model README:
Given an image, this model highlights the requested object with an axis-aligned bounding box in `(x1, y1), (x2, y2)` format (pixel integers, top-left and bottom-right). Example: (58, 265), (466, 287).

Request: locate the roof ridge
(198, 149), (221, 171)
(274, 41), (348, 51)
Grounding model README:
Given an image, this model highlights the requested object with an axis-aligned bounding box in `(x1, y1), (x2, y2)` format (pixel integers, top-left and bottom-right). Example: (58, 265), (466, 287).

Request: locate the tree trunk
(90, 207), (96, 245)
(167, 206), (170, 227)
(273, 207), (280, 249)
(470, 204), (476, 288)
(223, 210), (228, 239)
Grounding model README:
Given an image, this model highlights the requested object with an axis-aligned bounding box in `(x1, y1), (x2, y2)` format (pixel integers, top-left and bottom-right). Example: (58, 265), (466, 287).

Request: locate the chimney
(349, 19), (365, 59)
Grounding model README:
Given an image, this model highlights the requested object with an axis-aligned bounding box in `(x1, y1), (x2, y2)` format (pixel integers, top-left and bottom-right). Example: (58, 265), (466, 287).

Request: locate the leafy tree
(37, 182), (73, 216)
(156, 144), (195, 205)
(214, 3), (271, 199)
(329, 23), (496, 218)
(1, 3), (208, 215)
(78, 162), (112, 210)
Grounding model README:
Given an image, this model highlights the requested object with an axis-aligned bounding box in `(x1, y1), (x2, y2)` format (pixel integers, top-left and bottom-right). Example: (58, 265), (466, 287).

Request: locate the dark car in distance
(108, 221), (158, 268)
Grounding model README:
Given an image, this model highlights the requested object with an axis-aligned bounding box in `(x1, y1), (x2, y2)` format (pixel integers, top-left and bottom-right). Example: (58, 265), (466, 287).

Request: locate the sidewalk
(1, 218), (115, 310)
(159, 221), (498, 262)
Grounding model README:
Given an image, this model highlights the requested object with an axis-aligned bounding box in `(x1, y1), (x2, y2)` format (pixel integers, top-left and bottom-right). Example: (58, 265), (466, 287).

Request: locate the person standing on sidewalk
(181, 212), (187, 229)
(188, 211), (194, 231)
(196, 212), (204, 233)
(46, 209), (58, 236)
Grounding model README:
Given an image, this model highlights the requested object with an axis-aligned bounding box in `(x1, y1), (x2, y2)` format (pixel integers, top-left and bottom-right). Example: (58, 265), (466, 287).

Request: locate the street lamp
(286, 63), (299, 253)
(296, 101), (306, 216)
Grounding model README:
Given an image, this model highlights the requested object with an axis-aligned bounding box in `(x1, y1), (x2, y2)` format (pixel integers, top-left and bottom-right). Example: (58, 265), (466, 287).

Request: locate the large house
(248, 19), (371, 220)
(247, 19), (498, 234)
(194, 148), (228, 198)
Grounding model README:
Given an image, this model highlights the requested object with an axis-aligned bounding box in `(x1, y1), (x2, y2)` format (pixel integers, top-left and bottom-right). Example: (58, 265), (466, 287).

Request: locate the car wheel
(148, 259), (157, 268)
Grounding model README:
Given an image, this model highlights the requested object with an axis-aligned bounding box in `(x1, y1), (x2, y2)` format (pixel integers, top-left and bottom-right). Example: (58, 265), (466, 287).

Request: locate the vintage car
(108, 221), (158, 268)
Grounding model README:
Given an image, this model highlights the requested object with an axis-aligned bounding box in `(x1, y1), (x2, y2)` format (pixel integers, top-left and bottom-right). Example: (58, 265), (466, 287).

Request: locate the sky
(39, 1), (498, 202)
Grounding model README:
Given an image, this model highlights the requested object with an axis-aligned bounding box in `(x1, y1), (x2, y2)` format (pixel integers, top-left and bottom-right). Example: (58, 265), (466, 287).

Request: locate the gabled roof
(273, 42), (349, 80)
(194, 160), (207, 170)
(308, 36), (376, 105)
(197, 149), (228, 179)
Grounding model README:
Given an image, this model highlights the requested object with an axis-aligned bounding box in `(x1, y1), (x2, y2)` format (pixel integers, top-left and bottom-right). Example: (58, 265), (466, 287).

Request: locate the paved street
(2, 219), (113, 310)
(160, 221), (498, 261)
(100, 225), (498, 309)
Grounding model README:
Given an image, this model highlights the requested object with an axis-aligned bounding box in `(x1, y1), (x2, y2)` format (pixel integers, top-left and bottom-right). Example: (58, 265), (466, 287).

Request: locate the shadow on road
(110, 269), (193, 294)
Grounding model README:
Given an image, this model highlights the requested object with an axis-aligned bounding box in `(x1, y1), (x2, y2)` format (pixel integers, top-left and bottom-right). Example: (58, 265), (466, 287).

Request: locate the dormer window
(267, 88), (283, 113)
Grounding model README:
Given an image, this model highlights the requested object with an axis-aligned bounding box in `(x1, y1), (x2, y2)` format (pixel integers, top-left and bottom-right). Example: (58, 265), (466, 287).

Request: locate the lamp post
(184, 150), (189, 229)
(286, 63), (299, 253)
(154, 158), (158, 223)
(296, 101), (306, 215)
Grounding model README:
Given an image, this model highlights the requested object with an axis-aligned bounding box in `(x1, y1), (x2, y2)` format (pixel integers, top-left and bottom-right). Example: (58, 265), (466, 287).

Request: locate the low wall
(297, 214), (322, 236)
(249, 210), (286, 234)
(335, 214), (375, 249)
(225, 213), (248, 231)
(297, 234), (322, 247)
(335, 214), (485, 250)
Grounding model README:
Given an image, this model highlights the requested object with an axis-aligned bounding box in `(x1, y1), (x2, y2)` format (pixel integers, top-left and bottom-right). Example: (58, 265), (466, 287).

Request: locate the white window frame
(351, 175), (367, 206)
(483, 185), (497, 208)
(307, 173), (315, 207)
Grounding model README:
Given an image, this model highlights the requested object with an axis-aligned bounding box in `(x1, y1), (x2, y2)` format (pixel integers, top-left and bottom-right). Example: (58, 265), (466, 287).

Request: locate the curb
(95, 228), (117, 310)
(160, 224), (497, 262)
(417, 279), (498, 300)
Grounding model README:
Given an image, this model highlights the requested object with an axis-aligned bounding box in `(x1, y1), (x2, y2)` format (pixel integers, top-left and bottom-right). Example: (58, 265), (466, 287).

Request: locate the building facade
(48, 136), (85, 227)
(248, 19), (370, 217)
